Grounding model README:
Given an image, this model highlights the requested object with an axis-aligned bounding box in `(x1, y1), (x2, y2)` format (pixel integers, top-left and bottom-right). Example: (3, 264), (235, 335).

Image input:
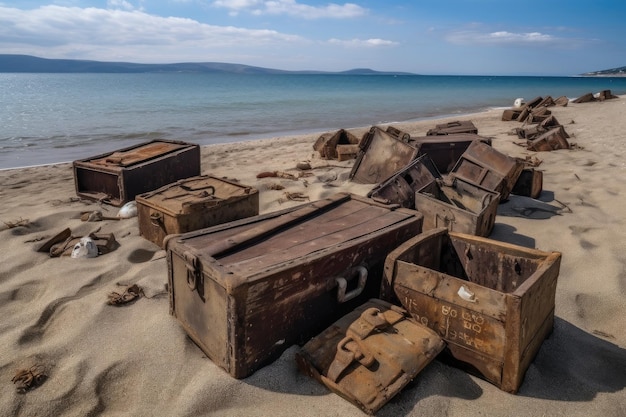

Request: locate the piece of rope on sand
(107, 284), (144, 306)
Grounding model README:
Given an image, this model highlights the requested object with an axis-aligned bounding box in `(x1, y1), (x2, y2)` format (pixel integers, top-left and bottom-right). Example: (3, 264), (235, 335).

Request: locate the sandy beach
(1, 97), (625, 416)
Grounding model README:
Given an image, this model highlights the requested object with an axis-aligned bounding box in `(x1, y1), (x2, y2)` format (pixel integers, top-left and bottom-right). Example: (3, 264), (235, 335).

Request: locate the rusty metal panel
(136, 175), (259, 248)
(368, 154), (439, 209)
(349, 126), (419, 184)
(414, 177), (500, 237)
(426, 120), (478, 136)
(166, 193), (423, 379)
(450, 140), (524, 200)
(410, 133), (492, 174)
(382, 228), (562, 393)
(296, 299), (444, 415)
(73, 140), (200, 206)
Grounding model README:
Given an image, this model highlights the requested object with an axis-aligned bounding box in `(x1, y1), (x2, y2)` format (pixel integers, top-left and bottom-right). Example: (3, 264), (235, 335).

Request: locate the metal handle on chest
(335, 265), (368, 303)
(150, 211), (164, 227)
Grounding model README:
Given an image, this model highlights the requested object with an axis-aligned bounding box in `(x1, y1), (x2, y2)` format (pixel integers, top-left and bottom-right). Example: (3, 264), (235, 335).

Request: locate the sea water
(1, 72), (625, 169)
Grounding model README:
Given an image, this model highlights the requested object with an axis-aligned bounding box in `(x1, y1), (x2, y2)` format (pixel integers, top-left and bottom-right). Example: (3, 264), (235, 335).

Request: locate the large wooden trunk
(382, 228), (562, 393)
(73, 140), (200, 206)
(296, 299), (444, 414)
(415, 176), (500, 237)
(450, 140), (523, 201)
(136, 175), (259, 248)
(166, 193), (423, 378)
(349, 126), (419, 184)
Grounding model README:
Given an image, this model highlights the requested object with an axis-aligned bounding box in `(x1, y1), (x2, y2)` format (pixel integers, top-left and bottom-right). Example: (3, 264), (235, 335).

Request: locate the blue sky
(0, 1), (624, 75)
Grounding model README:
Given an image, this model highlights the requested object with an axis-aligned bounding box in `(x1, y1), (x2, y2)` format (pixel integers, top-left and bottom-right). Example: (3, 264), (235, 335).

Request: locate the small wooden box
(415, 176), (500, 237)
(73, 140), (200, 206)
(136, 175), (259, 248)
(382, 228), (562, 393)
(511, 168), (543, 199)
(450, 140), (524, 201)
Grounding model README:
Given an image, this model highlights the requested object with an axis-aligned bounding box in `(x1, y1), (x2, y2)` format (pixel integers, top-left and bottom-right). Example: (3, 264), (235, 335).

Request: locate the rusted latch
(183, 251), (202, 292)
(335, 265), (368, 303)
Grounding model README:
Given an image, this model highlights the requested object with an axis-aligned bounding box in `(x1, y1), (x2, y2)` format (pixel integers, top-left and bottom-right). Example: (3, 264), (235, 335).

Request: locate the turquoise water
(1, 73), (625, 169)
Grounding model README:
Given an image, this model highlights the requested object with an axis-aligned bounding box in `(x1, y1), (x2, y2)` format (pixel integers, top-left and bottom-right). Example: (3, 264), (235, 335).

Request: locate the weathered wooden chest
(450, 140), (523, 201)
(409, 133), (492, 174)
(349, 126), (419, 184)
(166, 193), (423, 378)
(368, 154), (440, 209)
(426, 120), (478, 136)
(415, 175), (500, 237)
(136, 175), (259, 248)
(296, 299), (444, 414)
(382, 228), (562, 393)
(511, 168), (543, 199)
(73, 140), (200, 206)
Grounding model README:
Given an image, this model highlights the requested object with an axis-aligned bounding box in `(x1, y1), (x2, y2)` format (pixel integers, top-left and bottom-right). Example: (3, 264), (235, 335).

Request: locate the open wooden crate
(382, 228), (562, 393)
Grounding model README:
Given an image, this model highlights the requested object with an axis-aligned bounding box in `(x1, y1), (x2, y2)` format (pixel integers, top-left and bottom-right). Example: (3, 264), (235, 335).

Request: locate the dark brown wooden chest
(73, 140), (200, 206)
(166, 193), (423, 378)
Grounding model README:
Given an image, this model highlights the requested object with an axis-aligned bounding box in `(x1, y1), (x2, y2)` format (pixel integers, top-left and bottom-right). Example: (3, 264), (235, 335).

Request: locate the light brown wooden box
(382, 228), (562, 393)
(136, 175), (258, 248)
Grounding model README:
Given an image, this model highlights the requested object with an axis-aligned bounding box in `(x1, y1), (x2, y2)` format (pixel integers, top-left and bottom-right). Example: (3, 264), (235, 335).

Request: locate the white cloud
(328, 38), (397, 47)
(446, 30), (563, 46)
(107, 0), (136, 11)
(0, 5), (303, 61)
(212, 0), (367, 19)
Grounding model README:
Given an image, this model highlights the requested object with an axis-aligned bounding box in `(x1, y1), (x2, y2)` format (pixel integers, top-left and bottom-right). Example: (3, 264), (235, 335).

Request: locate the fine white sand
(1, 97), (625, 416)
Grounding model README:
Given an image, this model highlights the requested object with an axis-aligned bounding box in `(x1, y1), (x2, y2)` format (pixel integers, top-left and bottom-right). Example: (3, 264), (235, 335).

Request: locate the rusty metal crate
(450, 140), (523, 201)
(73, 139), (200, 206)
(382, 228), (562, 393)
(136, 175), (259, 248)
(166, 193), (423, 379)
(349, 126), (419, 184)
(296, 299), (444, 414)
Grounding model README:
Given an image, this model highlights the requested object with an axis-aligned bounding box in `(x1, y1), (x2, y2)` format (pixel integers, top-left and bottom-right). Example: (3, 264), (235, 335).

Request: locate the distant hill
(581, 66), (626, 76)
(0, 54), (415, 75)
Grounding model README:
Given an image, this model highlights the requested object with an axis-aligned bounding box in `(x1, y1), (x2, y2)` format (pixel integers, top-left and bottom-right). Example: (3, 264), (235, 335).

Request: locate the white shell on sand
(117, 201), (137, 218)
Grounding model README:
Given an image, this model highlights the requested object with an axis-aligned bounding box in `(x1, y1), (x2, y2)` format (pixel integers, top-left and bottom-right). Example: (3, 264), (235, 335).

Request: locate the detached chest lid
(349, 126), (419, 184)
(296, 299), (444, 414)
